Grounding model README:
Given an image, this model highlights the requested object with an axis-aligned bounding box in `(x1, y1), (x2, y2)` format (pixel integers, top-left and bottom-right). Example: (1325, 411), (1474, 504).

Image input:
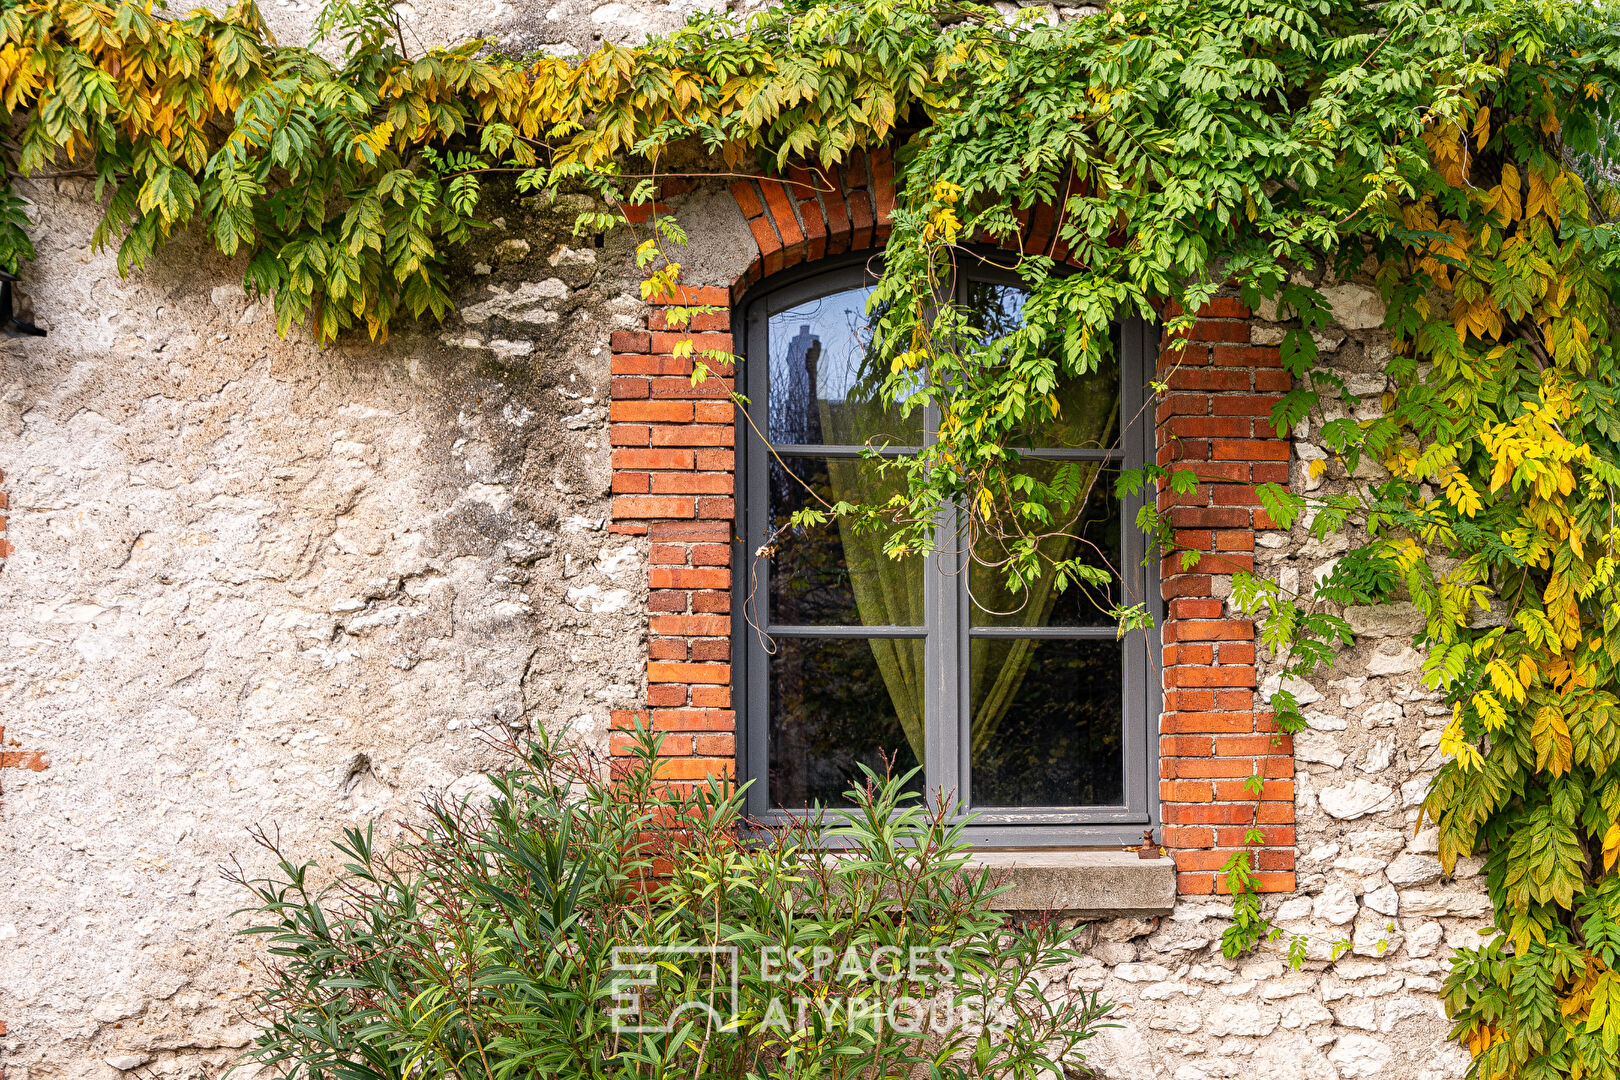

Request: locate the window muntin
(737, 255), (1160, 844)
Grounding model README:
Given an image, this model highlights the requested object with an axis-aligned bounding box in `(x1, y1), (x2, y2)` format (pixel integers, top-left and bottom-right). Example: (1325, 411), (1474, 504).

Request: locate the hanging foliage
(10, 0), (1620, 1073)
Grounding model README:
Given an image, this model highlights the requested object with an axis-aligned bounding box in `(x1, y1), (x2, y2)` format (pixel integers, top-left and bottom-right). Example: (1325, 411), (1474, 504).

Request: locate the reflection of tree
(971, 468), (1121, 627)
(963, 282), (1123, 764)
(760, 282), (1128, 811)
(971, 640), (1123, 807)
(769, 459), (860, 625)
(769, 638), (924, 808)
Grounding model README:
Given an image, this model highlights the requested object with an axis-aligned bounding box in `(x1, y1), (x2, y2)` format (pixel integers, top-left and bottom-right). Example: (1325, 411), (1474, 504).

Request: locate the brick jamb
(1154, 299), (1296, 895)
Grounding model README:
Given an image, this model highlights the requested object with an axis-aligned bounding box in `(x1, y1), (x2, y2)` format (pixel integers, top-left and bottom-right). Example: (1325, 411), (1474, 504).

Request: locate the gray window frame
(732, 251), (1161, 846)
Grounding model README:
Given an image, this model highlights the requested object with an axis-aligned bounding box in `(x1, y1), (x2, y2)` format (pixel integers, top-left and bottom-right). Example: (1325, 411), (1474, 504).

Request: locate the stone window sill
(969, 850), (1177, 917)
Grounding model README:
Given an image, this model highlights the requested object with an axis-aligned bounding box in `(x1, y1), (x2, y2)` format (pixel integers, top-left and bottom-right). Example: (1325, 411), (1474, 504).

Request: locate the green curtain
(967, 378), (1119, 756)
(816, 356), (1120, 766)
(819, 393), (927, 761)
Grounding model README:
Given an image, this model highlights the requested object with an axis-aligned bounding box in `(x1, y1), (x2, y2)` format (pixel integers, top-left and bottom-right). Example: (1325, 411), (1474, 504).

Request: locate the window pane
(969, 638), (1123, 807)
(768, 456), (923, 627)
(969, 465), (1120, 627)
(962, 280), (1120, 451)
(768, 286), (923, 447)
(769, 636), (926, 808)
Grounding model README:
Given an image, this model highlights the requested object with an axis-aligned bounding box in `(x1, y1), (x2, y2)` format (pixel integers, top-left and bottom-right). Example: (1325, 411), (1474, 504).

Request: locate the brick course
(609, 161), (1295, 895)
(1155, 299), (1295, 895)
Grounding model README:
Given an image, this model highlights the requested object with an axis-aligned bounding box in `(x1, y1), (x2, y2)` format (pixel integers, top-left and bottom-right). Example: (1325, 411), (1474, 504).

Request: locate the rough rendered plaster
(0, 107), (656, 1075)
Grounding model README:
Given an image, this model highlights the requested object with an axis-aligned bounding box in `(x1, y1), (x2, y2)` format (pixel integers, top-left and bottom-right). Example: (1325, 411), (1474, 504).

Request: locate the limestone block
(1280, 996), (1336, 1030)
(1322, 284), (1387, 329)
(1328, 1033), (1393, 1078)
(1097, 917), (1159, 941)
(1386, 854), (1443, 888)
(1343, 602), (1424, 637)
(1300, 842), (1341, 864)
(1313, 882), (1359, 925)
(1404, 922), (1444, 959)
(1113, 962), (1171, 983)
(1206, 1001), (1281, 1037)
(494, 237), (531, 263)
(1331, 855), (1390, 878)
(93, 993), (147, 1023)
(1367, 641), (1424, 675)
(1147, 1003), (1204, 1033)
(1067, 958), (1108, 992)
(1358, 736), (1395, 773)
(1352, 910), (1402, 958)
(1332, 1000), (1378, 1030)
(1092, 939), (1138, 966)
(1275, 897), (1313, 921)
(1445, 921), (1496, 950)
(1360, 701), (1403, 727)
(1333, 959), (1395, 981)
(105, 1055), (154, 1072)
(460, 279), (569, 324)
(1401, 774), (1435, 808)
(1304, 710), (1349, 732)
(1259, 972), (1319, 1000)
(1345, 827), (1403, 861)
(1294, 731), (1346, 768)
(1139, 980), (1202, 1000)
(1404, 891), (1493, 918)
(1364, 884), (1399, 917)
(1379, 995), (1439, 1032)
(1262, 674), (1324, 706)
(1318, 780), (1395, 820)
(1343, 372), (1386, 396)
(1337, 677), (1367, 708)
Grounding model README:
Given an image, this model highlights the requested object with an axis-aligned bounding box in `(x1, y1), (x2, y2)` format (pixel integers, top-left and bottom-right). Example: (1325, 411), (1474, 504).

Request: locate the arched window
(734, 253), (1160, 844)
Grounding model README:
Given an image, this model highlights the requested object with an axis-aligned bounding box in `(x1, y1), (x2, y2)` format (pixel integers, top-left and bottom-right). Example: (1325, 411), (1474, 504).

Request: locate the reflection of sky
(765, 281), (1035, 445)
(769, 286), (876, 406)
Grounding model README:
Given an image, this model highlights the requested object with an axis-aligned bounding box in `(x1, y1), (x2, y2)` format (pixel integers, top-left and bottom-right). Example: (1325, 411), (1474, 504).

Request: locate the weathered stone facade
(1070, 283), (1483, 1080)
(0, 122), (660, 1077)
(0, 4), (1481, 1078)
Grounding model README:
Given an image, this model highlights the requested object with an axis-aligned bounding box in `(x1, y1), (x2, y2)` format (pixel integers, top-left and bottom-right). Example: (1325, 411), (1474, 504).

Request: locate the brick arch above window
(606, 157), (1296, 903)
(717, 147), (1084, 301)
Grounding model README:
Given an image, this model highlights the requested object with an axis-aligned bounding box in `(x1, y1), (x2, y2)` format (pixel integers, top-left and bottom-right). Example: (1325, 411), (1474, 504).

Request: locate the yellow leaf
(1441, 714), (1484, 771)
(1533, 705), (1574, 777)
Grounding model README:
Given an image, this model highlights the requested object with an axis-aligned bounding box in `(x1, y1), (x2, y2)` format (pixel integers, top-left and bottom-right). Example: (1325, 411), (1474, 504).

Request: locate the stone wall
(1053, 279), (1482, 1080)
(0, 5), (1485, 1079)
(0, 139), (658, 1078)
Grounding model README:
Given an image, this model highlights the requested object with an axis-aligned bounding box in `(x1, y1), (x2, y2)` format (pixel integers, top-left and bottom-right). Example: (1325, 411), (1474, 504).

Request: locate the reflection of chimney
(784, 324), (823, 443)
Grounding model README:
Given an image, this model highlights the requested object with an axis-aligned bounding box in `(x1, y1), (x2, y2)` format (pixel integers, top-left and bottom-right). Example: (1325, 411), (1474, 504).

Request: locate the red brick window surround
(607, 154), (1295, 894)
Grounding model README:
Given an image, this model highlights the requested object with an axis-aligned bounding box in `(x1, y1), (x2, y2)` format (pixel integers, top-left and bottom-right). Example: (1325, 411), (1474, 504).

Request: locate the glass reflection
(970, 465), (1121, 628)
(962, 280), (1121, 451)
(969, 638), (1123, 807)
(768, 457), (923, 627)
(769, 636), (926, 807)
(768, 286), (922, 447)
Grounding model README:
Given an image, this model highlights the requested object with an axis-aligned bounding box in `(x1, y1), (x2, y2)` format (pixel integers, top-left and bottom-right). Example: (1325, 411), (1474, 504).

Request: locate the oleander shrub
(231, 727), (1113, 1079)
